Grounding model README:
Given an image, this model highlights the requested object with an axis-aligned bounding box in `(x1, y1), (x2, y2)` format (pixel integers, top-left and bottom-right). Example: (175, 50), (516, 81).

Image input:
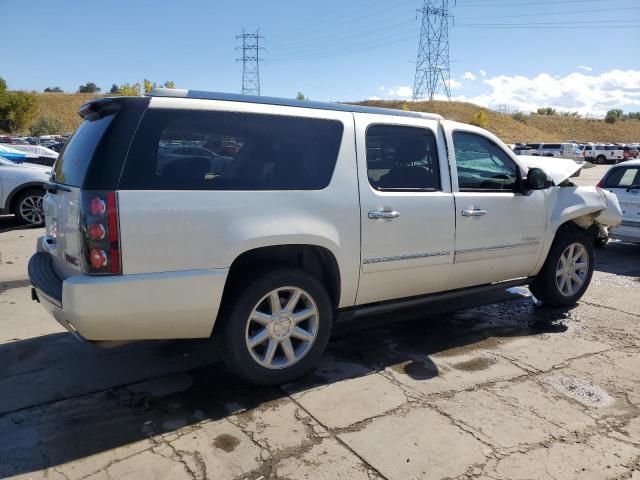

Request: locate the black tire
(595, 155), (606, 164)
(12, 188), (45, 226)
(530, 229), (594, 307)
(217, 267), (333, 385)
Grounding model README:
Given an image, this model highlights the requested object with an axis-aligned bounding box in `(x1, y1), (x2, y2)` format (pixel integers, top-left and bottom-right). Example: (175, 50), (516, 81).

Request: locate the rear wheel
(13, 189), (45, 226)
(218, 268), (333, 385)
(595, 155), (606, 164)
(530, 230), (594, 307)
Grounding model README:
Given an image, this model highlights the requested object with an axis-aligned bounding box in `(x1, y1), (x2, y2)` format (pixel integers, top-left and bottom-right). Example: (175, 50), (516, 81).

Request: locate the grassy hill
(14, 93), (640, 144)
(357, 99), (640, 144)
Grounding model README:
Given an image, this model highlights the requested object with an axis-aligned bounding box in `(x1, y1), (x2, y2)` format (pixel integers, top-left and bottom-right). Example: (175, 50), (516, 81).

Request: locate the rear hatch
(44, 97), (148, 278)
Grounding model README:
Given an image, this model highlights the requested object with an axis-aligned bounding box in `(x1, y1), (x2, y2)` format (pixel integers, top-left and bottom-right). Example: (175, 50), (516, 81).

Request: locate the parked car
(537, 143), (579, 158)
(0, 157), (51, 225)
(597, 160), (640, 244)
(28, 89), (622, 385)
(513, 144), (537, 156)
(581, 144), (624, 164)
(622, 145), (639, 161)
(46, 142), (67, 153)
(7, 144), (58, 167)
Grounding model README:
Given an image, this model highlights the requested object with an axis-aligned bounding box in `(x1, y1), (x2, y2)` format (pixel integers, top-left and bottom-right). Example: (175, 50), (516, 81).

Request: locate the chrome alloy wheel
(245, 286), (319, 370)
(555, 242), (589, 297)
(19, 195), (44, 225)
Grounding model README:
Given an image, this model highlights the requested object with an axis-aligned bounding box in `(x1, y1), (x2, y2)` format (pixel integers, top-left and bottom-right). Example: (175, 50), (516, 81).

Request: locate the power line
(413, 0), (452, 101)
(456, 0), (624, 7)
(456, 6), (639, 20)
(236, 30), (265, 96)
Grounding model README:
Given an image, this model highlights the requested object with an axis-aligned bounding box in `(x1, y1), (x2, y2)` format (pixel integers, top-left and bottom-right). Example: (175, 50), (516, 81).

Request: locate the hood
(518, 155), (593, 185)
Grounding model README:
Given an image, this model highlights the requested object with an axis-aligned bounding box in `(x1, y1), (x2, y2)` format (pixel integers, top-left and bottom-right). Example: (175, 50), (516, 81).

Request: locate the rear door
(601, 165), (640, 232)
(355, 114), (455, 305)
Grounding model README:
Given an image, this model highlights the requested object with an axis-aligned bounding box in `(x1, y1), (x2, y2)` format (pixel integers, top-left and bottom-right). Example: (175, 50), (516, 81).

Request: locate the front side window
(453, 131), (518, 191)
(602, 167), (640, 188)
(365, 125), (440, 191)
(120, 110), (344, 190)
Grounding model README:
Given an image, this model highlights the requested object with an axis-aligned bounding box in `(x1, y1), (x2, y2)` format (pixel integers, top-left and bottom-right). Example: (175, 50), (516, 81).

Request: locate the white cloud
(448, 79), (463, 90)
(386, 85), (413, 98)
(577, 65), (593, 72)
(376, 85), (386, 91)
(456, 69), (640, 117)
(367, 96), (382, 101)
(462, 72), (476, 81)
(479, 70), (487, 77)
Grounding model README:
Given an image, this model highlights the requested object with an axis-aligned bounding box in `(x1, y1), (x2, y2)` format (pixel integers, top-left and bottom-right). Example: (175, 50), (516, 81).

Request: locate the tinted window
(453, 132), (518, 191)
(604, 145), (620, 151)
(543, 144), (561, 149)
(365, 125), (440, 191)
(120, 110), (344, 190)
(52, 114), (114, 186)
(603, 167), (640, 188)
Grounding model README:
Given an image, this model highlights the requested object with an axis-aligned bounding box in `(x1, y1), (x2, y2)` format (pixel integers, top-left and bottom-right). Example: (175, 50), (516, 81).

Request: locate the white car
(598, 159), (640, 244)
(28, 89), (622, 384)
(0, 157), (51, 225)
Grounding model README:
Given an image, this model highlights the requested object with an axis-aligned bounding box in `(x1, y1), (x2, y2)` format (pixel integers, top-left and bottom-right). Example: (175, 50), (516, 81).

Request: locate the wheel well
(222, 245), (341, 310)
(8, 184), (45, 213)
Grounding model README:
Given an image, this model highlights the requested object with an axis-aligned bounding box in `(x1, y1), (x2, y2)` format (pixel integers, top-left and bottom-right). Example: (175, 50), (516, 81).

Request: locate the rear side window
(543, 144), (561, 149)
(365, 125), (440, 191)
(120, 109), (344, 190)
(52, 115), (114, 186)
(603, 167), (640, 188)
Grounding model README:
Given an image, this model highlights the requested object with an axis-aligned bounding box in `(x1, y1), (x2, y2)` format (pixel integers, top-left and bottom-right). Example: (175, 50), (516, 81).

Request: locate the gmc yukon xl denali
(29, 89), (622, 384)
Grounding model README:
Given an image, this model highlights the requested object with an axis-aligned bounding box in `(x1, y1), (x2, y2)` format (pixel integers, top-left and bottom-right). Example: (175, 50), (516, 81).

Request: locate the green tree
(163, 80), (176, 89)
(29, 116), (65, 136)
(605, 109), (620, 124)
(109, 84), (120, 94)
(0, 91), (38, 133)
(536, 107), (557, 116)
(78, 82), (100, 93)
(296, 92), (307, 101)
(143, 79), (158, 94)
(44, 86), (63, 93)
(471, 110), (489, 128)
(0, 76), (7, 95)
(117, 82), (141, 96)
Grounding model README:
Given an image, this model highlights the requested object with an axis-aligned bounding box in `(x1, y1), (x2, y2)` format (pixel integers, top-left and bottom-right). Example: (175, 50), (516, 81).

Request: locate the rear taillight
(80, 191), (121, 275)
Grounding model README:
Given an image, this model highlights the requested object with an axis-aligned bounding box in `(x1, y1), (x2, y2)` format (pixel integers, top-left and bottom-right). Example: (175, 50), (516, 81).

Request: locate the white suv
(29, 89), (622, 384)
(0, 157), (51, 225)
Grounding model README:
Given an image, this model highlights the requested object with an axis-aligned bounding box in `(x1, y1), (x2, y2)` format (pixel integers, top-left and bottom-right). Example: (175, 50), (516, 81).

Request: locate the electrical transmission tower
(236, 29), (265, 96)
(412, 0), (453, 102)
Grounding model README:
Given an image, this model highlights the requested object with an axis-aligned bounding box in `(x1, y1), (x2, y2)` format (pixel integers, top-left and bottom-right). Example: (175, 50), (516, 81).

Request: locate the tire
(595, 155), (606, 164)
(217, 267), (333, 385)
(594, 236), (609, 248)
(13, 188), (45, 226)
(530, 229), (594, 307)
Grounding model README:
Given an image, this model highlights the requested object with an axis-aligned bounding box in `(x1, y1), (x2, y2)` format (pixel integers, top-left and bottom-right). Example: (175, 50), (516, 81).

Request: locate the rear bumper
(28, 252), (228, 341)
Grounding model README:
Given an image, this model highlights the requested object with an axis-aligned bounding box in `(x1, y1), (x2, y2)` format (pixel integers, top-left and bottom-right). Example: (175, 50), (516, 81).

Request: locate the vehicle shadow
(0, 214), (41, 233)
(593, 240), (640, 277)
(0, 290), (571, 478)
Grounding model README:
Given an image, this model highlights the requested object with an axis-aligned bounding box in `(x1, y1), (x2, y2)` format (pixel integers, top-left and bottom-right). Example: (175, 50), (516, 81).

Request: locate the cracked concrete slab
(83, 450), (193, 480)
(284, 372), (407, 429)
(490, 434), (640, 480)
(338, 406), (487, 480)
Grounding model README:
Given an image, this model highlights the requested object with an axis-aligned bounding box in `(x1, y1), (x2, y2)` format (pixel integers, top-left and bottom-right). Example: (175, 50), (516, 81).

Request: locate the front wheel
(530, 230), (594, 307)
(217, 268), (333, 385)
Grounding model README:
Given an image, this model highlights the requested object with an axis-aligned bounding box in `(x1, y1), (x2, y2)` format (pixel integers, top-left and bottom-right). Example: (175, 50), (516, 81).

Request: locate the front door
(355, 115), (455, 305)
(601, 164), (640, 235)
(446, 128), (547, 288)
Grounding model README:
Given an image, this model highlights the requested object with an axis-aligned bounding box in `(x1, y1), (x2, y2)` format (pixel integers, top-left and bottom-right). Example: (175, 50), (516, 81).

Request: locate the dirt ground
(0, 164), (638, 480)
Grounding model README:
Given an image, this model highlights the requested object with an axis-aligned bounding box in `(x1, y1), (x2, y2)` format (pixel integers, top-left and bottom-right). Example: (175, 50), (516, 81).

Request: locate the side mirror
(526, 168), (548, 190)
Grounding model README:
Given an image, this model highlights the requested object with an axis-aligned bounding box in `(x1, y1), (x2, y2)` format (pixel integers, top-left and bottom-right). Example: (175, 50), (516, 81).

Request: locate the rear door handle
(368, 210), (400, 220)
(462, 208), (487, 217)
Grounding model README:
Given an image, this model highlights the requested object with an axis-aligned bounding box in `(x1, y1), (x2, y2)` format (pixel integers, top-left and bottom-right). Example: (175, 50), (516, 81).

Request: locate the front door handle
(368, 210), (400, 220)
(462, 208), (487, 217)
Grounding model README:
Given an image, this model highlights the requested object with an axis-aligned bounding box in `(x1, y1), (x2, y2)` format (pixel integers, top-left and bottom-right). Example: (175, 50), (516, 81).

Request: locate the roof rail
(147, 88), (444, 120)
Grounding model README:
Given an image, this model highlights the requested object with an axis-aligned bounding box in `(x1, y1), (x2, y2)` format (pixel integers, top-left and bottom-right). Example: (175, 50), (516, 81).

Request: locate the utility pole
(236, 29), (265, 96)
(412, 0), (453, 102)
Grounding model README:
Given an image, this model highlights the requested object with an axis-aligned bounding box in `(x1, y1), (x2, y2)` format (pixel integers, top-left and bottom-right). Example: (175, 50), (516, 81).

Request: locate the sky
(2, 0), (639, 117)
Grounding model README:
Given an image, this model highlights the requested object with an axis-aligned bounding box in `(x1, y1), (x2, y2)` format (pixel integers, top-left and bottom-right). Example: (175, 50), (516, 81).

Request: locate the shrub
(78, 82), (100, 93)
(0, 91), (38, 133)
(604, 110), (619, 124)
(511, 111), (527, 124)
(471, 110), (489, 128)
(117, 83), (142, 96)
(29, 116), (65, 136)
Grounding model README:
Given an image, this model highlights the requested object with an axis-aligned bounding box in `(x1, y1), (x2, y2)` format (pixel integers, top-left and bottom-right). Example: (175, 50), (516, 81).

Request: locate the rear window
(52, 114), (114, 187)
(602, 167), (640, 188)
(542, 144), (561, 149)
(120, 109), (344, 190)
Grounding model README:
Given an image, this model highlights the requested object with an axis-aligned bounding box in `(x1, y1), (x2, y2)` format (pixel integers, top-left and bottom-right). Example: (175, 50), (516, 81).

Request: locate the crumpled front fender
(549, 186), (622, 233)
